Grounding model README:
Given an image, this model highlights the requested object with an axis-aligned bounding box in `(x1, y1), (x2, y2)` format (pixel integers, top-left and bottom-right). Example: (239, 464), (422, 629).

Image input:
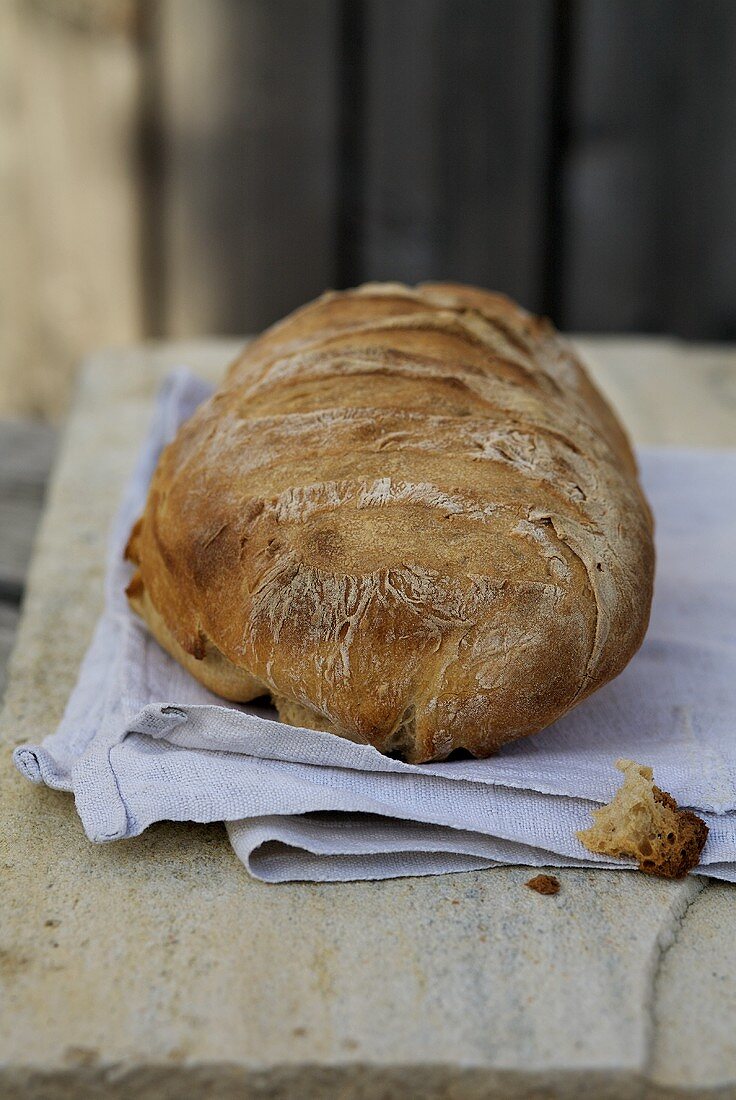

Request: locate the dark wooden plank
(0, 419), (58, 593)
(357, 0), (554, 309)
(561, 0), (736, 337)
(155, 0), (341, 336)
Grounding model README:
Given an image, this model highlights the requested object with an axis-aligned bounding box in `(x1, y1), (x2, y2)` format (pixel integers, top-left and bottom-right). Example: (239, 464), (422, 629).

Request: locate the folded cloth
(14, 371), (736, 883)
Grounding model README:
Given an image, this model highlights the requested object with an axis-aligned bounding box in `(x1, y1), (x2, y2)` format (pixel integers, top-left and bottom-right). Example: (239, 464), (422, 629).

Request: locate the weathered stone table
(2, 338), (736, 1098)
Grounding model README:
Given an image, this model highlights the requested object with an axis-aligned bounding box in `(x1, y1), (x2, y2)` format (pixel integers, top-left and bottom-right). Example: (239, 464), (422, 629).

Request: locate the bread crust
(125, 282), (654, 762)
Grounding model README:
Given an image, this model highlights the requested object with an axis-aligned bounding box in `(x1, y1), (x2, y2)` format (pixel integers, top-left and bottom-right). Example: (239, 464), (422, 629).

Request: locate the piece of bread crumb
(526, 874), (560, 895)
(577, 759), (708, 879)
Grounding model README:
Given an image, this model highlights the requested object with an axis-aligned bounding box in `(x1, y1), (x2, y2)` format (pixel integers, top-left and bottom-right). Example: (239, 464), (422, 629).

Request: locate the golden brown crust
(125, 575), (264, 701)
(125, 282), (654, 762)
(577, 759), (709, 878)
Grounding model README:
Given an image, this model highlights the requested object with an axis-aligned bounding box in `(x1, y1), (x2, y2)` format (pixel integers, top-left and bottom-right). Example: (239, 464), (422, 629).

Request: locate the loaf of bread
(125, 282), (654, 763)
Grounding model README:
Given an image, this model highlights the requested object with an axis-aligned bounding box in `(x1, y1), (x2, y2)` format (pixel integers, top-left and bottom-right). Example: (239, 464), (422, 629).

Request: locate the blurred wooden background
(2, 0), (736, 419)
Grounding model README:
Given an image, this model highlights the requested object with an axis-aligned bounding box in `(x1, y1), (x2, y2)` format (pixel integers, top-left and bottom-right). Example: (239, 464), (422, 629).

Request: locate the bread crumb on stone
(526, 874), (560, 895)
(577, 759), (708, 879)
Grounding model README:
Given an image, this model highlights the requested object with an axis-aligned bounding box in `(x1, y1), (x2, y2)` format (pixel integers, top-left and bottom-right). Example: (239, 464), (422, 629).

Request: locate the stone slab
(1, 337), (735, 1098)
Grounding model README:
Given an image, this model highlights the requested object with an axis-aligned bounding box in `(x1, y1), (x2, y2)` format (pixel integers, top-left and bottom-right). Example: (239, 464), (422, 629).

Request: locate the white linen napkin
(14, 370), (736, 883)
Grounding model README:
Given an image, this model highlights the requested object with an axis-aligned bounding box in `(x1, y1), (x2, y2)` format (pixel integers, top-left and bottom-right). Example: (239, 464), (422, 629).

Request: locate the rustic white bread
(578, 759), (708, 878)
(125, 282), (654, 763)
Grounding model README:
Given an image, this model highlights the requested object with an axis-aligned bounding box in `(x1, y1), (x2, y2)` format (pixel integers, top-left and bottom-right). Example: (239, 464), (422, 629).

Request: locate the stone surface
(1, 338), (735, 1098)
(576, 337), (736, 448)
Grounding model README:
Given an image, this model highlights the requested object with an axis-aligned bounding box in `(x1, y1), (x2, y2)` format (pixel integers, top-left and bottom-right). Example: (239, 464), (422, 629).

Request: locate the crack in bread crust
(125, 282), (654, 762)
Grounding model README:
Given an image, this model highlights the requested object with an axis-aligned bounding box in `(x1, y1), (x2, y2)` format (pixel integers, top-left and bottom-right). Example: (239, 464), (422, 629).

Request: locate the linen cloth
(14, 371), (736, 883)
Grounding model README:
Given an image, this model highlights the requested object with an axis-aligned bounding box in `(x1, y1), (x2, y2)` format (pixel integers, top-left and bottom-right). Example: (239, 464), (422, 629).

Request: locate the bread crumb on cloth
(526, 874), (560, 895)
(577, 758), (708, 879)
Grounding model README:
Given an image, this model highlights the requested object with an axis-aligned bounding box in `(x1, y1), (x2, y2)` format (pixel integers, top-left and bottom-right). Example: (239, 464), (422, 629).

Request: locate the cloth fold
(14, 370), (736, 882)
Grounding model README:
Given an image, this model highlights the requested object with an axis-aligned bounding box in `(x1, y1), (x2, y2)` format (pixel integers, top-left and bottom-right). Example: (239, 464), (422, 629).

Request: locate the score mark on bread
(577, 759), (708, 878)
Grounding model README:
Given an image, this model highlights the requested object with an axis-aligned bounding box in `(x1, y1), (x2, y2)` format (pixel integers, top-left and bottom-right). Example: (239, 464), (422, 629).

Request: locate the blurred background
(2, 0), (736, 418)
